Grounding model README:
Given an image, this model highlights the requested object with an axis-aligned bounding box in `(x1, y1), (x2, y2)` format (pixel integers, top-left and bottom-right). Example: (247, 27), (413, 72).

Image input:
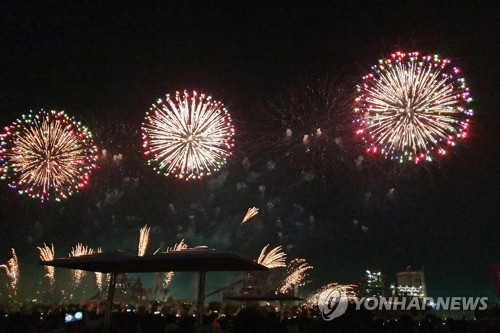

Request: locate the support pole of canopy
(196, 271), (206, 333)
(103, 272), (117, 333)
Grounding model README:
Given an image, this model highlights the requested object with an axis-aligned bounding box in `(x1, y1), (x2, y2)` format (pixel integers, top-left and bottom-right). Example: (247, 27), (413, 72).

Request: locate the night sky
(0, 1), (499, 301)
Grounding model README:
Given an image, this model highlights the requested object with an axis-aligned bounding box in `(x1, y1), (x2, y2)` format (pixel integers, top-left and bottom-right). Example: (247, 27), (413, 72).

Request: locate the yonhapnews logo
(317, 287), (349, 320)
(317, 293), (488, 320)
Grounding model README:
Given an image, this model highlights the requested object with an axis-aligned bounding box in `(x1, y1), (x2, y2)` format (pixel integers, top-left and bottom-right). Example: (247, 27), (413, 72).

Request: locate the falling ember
(162, 239), (189, 288)
(278, 258), (313, 294)
(355, 51), (472, 163)
(303, 283), (358, 309)
(257, 244), (287, 269)
(138, 225), (151, 256)
(257, 77), (353, 178)
(69, 243), (94, 286)
(166, 239), (189, 253)
(241, 207), (259, 224)
(163, 272), (174, 288)
(94, 248), (106, 292)
(0, 248), (19, 299)
(0, 109), (98, 201)
(37, 243), (55, 286)
(142, 90), (234, 180)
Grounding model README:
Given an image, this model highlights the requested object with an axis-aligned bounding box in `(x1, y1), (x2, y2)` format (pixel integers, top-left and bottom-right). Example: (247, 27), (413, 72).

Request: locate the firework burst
(278, 258), (313, 294)
(257, 244), (287, 269)
(0, 248), (20, 299)
(163, 272), (174, 287)
(0, 109), (98, 202)
(355, 51), (472, 163)
(241, 207), (259, 224)
(304, 283), (357, 309)
(161, 239), (189, 288)
(94, 248), (106, 292)
(37, 243), (55, 286)
(138, 225), (151, 256)
(166, 239), (189, 253)
(87, 114), (143, 197)
(254, 77), (354, 178)
(142, 90), (234, 180)
(69, 243), (94, 286)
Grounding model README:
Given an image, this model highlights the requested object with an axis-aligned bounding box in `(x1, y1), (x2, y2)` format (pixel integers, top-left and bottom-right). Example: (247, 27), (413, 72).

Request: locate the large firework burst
(0, 109), (98, 201)
(142, 91), (234, 180)
(355, 51), (472, 163)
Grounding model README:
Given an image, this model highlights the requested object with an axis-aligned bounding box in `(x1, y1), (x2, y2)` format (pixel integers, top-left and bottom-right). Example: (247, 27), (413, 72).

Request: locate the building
(361, 270), (386, 297)
(240, 272), (260, 296)
(391, 269), (427, 298)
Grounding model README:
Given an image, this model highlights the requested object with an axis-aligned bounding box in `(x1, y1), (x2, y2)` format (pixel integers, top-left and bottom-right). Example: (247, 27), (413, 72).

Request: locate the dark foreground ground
(0, 306), (499, 333)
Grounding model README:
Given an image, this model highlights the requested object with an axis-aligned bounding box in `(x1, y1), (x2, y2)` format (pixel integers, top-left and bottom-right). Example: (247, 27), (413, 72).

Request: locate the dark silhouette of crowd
(0, 304), (498, 333)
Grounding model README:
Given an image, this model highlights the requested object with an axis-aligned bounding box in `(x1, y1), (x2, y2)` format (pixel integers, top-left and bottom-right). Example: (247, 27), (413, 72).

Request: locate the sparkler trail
(278, 258), (313, 294)
(37, 243), (55, 286)
(257, 244), (287, 269)
(0, 249), (19, 299)
(162, 239), (189, 288)
(138, 225), (151, 256)
(95, 248), (106, 292)
(69, 243), (94, 286)
(241, 207), (259, 224)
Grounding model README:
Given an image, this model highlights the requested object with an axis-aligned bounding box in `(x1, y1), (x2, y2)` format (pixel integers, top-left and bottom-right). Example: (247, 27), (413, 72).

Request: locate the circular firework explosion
(355, 51), (473, 163)
(142, 90), (234, 180)
(0, 110), (98, 202)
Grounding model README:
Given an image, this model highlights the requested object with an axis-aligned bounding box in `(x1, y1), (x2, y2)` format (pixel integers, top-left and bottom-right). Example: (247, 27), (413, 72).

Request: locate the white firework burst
(37, 243), (55, 286)
(304, 283), (357, 309)
(355, 51), (472, 163)
(138, 225), (150, 256)
(278, 258), (313, 294)
(162, 239), (189, 288)
(0, 248), (20, 298)
(257, 244), (287, 269)
(69, 243), (94, 286)
(142, 90), (234, 180)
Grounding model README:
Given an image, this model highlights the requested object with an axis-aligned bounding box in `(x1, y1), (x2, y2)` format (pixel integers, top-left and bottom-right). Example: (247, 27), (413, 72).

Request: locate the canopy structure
(41, 248), (267, 333)
(41, 249), (267, 273)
